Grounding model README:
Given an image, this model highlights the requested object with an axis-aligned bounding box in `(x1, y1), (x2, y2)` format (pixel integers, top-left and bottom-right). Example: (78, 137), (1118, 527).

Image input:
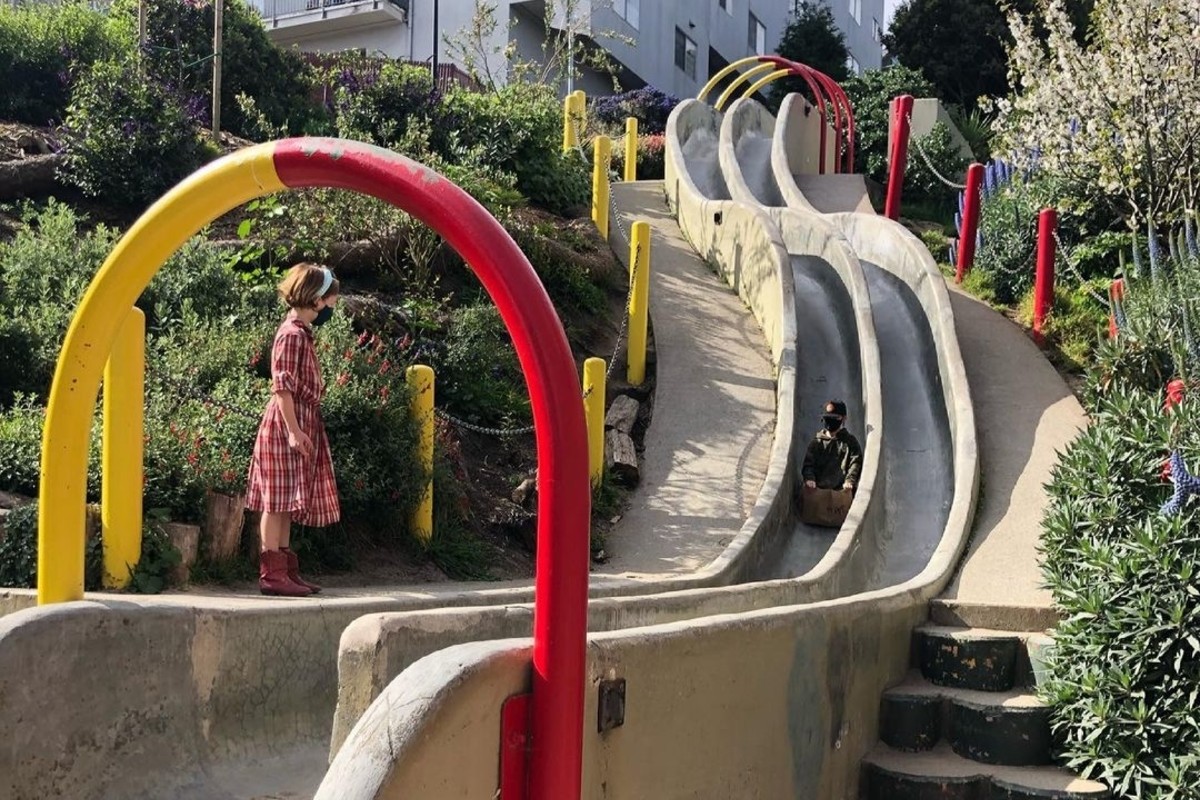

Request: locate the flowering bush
(610, 134), (667, 180)
(591, 86), (681, 135)
(61, 57), (205, 208)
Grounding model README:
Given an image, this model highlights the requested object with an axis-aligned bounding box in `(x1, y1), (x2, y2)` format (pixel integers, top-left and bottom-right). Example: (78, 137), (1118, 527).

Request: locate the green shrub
(333, 59), (438, 147)
(107, 0), (321, 138)
(1016, 281), (1108, 369)
(0, 201), (120, 397)
(844, 65), (937, 182)
(61, 57), (204, 208)
(435, 303), (529, 428)
(1042, 370), (1200, 798)
(0, 502), (39, 588)
(976, 178), (1042, 304)
(0, 1), (120, 124)
(907, 123), (969, 208)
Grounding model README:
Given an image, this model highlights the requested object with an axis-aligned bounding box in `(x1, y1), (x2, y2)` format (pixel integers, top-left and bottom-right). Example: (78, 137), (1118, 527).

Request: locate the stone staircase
(860, 613), (1111, 799)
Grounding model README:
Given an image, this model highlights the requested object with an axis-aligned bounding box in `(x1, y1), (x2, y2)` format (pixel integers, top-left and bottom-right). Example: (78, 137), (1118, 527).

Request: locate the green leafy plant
(127, 522), (183, 594)
(61, 57), (204, 208)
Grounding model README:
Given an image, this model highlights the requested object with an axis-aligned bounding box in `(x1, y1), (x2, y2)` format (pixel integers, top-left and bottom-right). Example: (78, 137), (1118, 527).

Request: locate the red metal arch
(274, 139), (589, 800)
(757, 56), (857, 174)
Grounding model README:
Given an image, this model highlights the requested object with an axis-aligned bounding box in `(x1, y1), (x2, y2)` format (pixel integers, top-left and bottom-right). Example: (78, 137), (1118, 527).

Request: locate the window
(675, 27), (697, 79)
(748, 12), (766, 54)
(873, 17), (883, 41)
(613, 0), (639, 29)
(849, 0), (861, 25)
(846, 54), (861, 76)
(718, 0), (731, 14)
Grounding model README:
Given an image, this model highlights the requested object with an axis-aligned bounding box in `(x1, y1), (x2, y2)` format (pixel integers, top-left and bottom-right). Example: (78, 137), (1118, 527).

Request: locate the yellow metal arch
(37, 146), (285, 604)
(725, 69), (792, 111)
(714, 62), (776, 111)
(697, 55), (770, 102)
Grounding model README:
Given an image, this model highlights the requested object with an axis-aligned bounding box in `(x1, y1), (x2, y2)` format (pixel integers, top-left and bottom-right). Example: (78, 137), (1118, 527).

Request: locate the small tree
(770, 1), (849, 108)
(995, 0), (1200, 228)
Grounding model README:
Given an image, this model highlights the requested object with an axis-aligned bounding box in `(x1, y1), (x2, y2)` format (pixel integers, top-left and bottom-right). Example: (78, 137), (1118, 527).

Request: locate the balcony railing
(253, 0), (406, 22)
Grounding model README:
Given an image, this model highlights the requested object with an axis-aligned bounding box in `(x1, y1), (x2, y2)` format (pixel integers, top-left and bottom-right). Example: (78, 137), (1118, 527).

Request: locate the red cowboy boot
(282, 547), (322, 594)
(259, 550), (312, 597)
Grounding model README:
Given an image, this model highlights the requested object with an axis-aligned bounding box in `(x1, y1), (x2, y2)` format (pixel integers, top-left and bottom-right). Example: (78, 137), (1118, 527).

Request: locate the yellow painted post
(624, 117), (638, 182)
(101, 307), (145, 589)
(627, 221), (651, 386)
(583, 358), (605, 488)
(407, 365), (434, 544)
(592, 135), (612, 239)
(562, 94), (577, 153)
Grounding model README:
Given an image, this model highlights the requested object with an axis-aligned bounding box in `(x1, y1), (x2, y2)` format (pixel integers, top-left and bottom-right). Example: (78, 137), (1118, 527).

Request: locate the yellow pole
(624, 117), (638, 182)
(627, 221), (650, 386)
(697, 55), (771, 102)
(583, 358), (605, 488)
(101, 307), (145, 589)
(407, 365), (434, 544)
(592, 135), (611, 239)
(731, 69), (792, 110)
(562, 94), (577, 153)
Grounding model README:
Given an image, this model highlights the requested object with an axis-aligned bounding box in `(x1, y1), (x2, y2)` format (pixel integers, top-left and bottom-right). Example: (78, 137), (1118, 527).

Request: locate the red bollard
(1033, 208), (1057, 345)
(1108, 278), (1125, 339)
(885, 94), (914, 221)
(955, 163), (985, 283)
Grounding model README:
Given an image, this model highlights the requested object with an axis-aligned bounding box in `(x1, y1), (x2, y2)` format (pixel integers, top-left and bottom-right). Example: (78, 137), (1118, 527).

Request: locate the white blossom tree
(994, 0), (1200, 227)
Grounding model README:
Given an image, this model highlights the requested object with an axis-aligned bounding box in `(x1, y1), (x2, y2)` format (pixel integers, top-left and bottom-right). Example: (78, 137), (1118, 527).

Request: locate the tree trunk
(0, 155), (65, 200)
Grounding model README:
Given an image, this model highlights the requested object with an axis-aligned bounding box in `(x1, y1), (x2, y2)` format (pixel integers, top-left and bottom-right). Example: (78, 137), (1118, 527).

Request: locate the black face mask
(822, 415), (842, 432)
(313, 306), (334, 327)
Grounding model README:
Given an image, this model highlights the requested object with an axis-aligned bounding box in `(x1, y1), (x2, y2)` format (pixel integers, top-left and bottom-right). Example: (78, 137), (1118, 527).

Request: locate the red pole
(1033, 208), (1057, 345)
(955, 163), (984, 283)
(1108, 278), (1125, 339)
(884, 94), (913, 220)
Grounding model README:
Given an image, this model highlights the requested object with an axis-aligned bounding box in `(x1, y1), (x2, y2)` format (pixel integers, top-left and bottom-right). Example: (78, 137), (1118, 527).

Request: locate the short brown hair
(278, 263), (339, 309)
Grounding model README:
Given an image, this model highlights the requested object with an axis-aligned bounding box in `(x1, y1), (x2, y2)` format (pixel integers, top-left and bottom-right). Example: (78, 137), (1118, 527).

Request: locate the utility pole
(212, 0), (223, 142)
(431, 0), (439, 87)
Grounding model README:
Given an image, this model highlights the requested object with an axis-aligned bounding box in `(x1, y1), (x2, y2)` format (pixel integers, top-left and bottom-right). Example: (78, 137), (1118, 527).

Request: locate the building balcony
(252, 0), (409, 44)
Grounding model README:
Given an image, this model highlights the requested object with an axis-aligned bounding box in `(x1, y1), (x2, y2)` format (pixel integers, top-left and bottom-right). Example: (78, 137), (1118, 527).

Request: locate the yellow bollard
(624, 117), (638, 182)
(592, 135), (612, 240)
(101, 307), (145, 589)
(562, 95), (577, 153)
(583, 357), (605, 488)
(627, 222), (651, 386)
(407, 365), (434, 544)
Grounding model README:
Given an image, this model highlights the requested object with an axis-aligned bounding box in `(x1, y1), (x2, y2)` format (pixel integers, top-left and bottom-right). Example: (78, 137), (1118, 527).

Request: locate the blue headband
(317, 268), (334, 298)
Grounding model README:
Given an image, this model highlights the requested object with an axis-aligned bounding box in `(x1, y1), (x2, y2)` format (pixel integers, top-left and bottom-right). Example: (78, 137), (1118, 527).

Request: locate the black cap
(824, 400), (847, 417)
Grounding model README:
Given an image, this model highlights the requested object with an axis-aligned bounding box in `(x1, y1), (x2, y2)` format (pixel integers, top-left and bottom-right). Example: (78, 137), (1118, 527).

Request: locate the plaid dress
(246, 318), (341, 527)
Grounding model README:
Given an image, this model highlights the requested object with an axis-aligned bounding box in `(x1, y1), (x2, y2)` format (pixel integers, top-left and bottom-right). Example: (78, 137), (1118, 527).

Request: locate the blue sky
(883, 0), (900, 26)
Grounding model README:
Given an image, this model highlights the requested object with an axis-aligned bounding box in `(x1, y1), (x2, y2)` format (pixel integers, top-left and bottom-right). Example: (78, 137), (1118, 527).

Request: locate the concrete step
(917, 625), (1047, 692)
(880, 673), (1052, 766)
(929, 599), (1060, 633)
(861, 744), (1110, 799)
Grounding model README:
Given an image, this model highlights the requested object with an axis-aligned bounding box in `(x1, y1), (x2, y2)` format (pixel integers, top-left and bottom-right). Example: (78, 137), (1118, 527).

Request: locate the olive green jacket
(801, 428), (863, 489)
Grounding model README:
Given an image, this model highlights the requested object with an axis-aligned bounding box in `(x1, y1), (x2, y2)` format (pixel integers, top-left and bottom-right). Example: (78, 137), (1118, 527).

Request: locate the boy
(802, 400), (863, 493)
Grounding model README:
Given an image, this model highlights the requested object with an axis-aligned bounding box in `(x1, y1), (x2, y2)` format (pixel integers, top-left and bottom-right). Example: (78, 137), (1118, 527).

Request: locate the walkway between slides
(0, 80), (1094, 799)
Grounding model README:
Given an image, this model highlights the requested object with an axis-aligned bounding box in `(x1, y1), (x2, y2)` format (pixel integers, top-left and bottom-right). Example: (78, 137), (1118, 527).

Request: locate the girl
(247, 263), (341, 596)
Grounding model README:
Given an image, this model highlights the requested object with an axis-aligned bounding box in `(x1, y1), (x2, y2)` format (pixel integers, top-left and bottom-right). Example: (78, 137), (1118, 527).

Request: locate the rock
(604, 394), (640, 435)
(204, 491), (247, 561)
(511, 477), (537, 508)
(605, 430), (639, 486)
(163, 522), (200, 586)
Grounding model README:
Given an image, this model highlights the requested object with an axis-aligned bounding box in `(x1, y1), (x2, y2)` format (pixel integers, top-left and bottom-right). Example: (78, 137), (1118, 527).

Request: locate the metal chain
(150, 369), (263, 422)
(1052, 230), (1112, 306)
(433, 407), (535, 437)
(905, 112), (967, 190)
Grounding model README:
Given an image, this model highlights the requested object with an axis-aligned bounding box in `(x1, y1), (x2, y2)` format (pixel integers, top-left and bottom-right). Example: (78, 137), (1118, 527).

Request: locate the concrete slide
(0, 93), (979, 800)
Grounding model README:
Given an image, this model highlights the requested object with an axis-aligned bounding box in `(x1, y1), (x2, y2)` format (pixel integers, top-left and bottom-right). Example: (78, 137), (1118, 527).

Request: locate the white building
(252, 0), (885, 96)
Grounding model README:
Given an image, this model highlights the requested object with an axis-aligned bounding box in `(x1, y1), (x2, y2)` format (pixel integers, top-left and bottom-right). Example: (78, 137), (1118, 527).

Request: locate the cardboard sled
(800, 485), (853, 528)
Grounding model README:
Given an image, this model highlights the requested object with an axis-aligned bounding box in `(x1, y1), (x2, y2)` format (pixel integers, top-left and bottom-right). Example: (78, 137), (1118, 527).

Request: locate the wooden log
(604, 394), (639, 435)
(604, 429), (639, 486)
(204, 491), (247, 561)
(0, 154), (65, 200)
(164, 522), (200, 586)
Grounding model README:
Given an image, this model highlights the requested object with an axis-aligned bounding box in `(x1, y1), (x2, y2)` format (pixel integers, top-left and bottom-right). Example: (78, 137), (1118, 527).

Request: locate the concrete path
(597, 182), (776, 575)
(938, 286), (1087, 611)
